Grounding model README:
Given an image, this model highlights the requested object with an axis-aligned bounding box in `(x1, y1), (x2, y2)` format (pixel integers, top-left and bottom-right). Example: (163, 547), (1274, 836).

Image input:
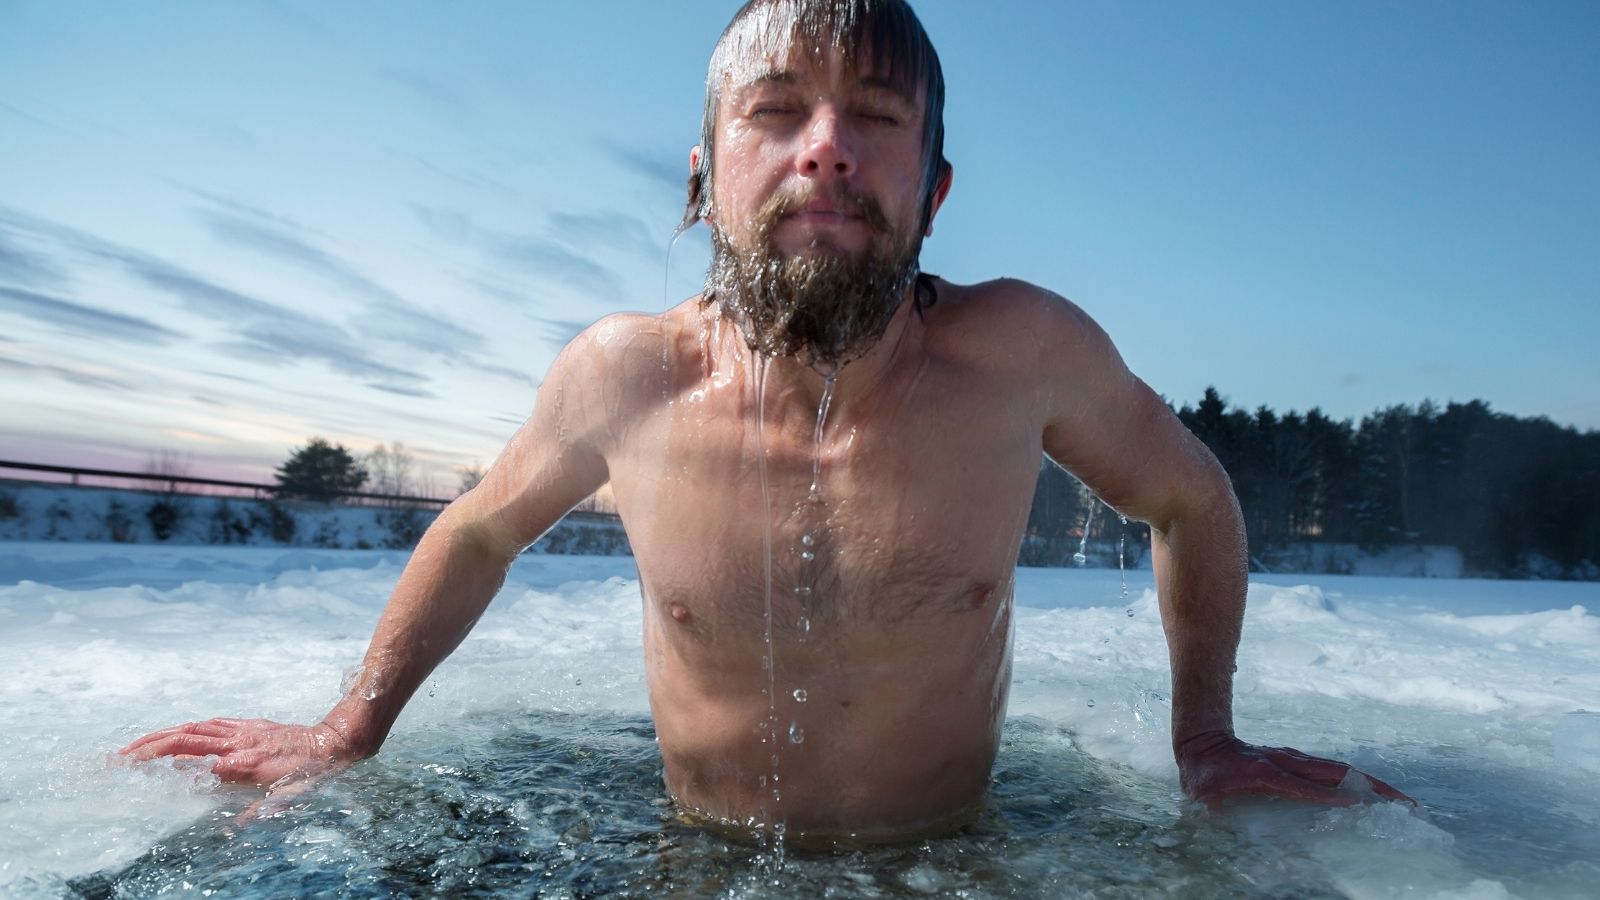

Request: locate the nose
(796, 106), (856, 179)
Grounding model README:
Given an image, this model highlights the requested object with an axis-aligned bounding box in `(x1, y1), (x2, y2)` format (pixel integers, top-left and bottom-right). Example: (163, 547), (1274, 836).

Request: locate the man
(123, 0), (1406, 842)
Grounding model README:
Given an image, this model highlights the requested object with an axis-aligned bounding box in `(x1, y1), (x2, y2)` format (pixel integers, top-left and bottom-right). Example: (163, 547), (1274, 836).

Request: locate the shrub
(247, 501), (296, 544)
(146, 497), (184, 541)
(103, 499), (137, 543)
(45, 498), (73, 540)
(311, 519), (342, 548)
(378, 506), (429, 549)
(208, 501), (252, 545)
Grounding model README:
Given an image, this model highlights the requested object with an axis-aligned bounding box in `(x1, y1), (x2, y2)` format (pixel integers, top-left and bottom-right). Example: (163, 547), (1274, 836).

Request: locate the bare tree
(457, 462), (486, 497)
(364, 442), (417, 505)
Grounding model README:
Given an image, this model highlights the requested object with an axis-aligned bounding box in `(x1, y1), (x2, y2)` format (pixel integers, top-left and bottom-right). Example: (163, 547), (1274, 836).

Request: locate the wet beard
(706, 225), (919, 371)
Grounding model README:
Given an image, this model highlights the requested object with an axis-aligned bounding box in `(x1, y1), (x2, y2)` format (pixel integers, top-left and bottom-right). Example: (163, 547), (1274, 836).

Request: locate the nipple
(669, 603), (691, 623)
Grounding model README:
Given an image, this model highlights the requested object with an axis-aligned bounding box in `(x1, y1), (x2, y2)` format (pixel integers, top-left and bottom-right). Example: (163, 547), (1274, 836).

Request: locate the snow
(1, 542), (1597, 897)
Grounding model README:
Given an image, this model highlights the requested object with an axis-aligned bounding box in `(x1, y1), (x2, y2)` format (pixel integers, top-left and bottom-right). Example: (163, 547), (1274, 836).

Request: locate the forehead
(711, 7), (923, 102)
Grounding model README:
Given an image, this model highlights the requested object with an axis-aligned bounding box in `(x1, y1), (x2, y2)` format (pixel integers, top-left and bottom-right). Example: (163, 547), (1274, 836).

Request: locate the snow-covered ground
(1, 543), (1597, 897)
(0, 480), (630, 554)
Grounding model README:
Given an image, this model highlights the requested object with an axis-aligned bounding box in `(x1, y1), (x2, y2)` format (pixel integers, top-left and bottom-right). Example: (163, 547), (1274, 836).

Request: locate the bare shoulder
(923, 277), (1116, 374)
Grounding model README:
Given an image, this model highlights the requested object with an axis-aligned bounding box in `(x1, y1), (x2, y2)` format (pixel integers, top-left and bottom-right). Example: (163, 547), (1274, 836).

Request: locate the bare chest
(610, 364), (1043, 644)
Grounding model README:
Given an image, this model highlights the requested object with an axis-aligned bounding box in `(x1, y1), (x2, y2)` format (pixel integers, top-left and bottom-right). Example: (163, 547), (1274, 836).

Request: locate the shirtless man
(123, 0), (1405, 841)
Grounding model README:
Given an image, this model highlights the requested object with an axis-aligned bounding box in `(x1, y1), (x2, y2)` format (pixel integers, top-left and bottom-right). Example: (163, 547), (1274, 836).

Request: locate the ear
(924, 163), (954, 237)
(689, 145), (713, 223)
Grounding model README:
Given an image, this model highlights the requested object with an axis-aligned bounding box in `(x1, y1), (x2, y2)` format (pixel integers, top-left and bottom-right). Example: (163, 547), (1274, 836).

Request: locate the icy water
(51, 714), (1397, 899)
(2, 544), (1599, 898)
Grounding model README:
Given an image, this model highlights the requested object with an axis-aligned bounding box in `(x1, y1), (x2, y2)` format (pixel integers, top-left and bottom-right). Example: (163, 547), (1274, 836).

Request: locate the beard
(705, 185), (921, 370)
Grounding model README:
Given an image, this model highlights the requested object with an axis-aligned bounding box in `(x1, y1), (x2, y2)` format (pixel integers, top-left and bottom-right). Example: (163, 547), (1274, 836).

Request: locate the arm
(120, 327), (616, 786)
(1030, 288), (1409, 807)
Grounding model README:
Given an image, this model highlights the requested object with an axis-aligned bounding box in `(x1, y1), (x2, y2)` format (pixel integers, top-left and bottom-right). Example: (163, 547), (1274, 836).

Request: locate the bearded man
(123, 0), (1407, 842)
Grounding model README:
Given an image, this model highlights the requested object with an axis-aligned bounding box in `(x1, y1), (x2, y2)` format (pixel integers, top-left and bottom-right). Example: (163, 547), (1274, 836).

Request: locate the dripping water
(751, 350), (782, 855)
(1072, 500), (1096, 567)
(663, 220), (696, 310)
(809, 371), (837, 495)
(1118, 514), (1130, 600)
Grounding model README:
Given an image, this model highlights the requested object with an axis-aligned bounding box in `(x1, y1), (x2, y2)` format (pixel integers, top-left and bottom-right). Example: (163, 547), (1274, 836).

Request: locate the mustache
(753, 185), (893, 239)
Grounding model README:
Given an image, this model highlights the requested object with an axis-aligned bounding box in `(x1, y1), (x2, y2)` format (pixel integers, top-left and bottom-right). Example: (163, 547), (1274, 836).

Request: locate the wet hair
(682, 0), (951, 241)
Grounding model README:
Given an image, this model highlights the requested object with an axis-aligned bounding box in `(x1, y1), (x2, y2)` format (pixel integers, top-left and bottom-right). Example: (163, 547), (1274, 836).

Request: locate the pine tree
(274, 438), (369, 503)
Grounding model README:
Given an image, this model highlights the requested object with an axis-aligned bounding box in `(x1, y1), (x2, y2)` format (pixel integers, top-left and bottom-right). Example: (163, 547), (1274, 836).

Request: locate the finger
(1212, 769), (1358, 808)
(1264, 749), (1353, 787)
(125, 732), (234, 762)
(119, 720), (237, 754)
(236, 797), (265, 826)
(1351, 769), (1416, 805)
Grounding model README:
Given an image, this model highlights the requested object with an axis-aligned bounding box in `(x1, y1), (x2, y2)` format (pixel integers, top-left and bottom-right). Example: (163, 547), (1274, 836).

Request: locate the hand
(1176, 730), (1413, 809)
(118, 717), (359, 789)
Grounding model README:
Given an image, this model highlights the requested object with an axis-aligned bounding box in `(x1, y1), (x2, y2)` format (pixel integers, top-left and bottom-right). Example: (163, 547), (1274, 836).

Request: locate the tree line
(1025, 388), (1599, 580)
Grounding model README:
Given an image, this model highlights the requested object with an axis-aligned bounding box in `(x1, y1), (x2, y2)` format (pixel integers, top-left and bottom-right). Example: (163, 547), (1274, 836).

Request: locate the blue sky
(2, 0), (1596, 489)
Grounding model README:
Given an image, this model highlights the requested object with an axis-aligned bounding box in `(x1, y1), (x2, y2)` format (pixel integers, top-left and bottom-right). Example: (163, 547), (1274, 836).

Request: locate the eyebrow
(731, 69), (917, 108)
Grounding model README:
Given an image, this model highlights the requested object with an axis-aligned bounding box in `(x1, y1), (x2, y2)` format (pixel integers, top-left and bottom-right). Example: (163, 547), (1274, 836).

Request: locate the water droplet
(758, 775), (768, 788)
(799, 550), (815, 562)
(793, 585), (812, 597)
(574, 678), (582, 686)
(793, 689), (808, 702)
(1126, 608), (1135, 618)
(771, 754), (780, 769)
(801, 532), (815, 547)
(1072, 552), (1088, 566)
(427, 681), (438, 697)
(1087, 699), (1096, 708)
(1120, 515), (1129, 525)
(774, 822), (787, 838)
(797, 616), (811, 634)
(361, 687), (377, 701)
(788, 723), (805, 744)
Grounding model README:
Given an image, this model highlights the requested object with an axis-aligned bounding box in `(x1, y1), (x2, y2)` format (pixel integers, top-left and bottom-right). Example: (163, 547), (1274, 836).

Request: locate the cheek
(713, 138), (791, 218)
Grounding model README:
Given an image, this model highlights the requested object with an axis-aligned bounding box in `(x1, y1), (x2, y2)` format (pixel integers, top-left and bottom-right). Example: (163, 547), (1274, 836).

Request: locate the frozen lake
(2, 542), (1597, 897)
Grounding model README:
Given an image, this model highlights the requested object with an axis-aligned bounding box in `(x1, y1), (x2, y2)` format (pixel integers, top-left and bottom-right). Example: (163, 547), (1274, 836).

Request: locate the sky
(2, 0), (1597, 491)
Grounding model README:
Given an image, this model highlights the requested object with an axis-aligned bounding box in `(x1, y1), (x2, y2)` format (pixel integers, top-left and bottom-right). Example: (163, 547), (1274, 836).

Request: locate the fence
(0, 459), (620, 523)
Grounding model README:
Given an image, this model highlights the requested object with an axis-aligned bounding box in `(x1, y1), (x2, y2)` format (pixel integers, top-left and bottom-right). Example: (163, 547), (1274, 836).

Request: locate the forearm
(321, 506), (519, 757)
(1151, 477), (1249, 750)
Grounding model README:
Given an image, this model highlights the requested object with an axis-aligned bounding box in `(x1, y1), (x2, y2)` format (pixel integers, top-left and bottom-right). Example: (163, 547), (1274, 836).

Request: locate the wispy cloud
(549, 210), (665, 262)
(0, 227), (68, 288)
(0, 99), (73, 136)
(159, 109), (258, 153)
(0, 204), (432, 394)
(605, 141), (687, 196)
(188, 192), (486, 357)
(0, 352), (135, 392)
(493, 235), (625, 302)
(411, 204), (627, 303)
(381, 66), (476, 127)
(252, 0), (344, 40)
(0, 286), (185, 344)
(534, 317), (592, 350)
(403, 153), (517, 196)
